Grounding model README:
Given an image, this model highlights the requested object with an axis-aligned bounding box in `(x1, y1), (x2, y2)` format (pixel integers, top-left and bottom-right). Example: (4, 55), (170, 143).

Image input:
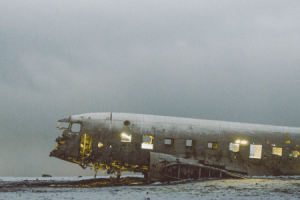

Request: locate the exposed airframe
(50, 112), (300, 181)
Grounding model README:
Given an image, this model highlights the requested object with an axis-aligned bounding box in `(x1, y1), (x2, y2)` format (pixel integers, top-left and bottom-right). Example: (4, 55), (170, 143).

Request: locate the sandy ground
(1, 176), (300, 200)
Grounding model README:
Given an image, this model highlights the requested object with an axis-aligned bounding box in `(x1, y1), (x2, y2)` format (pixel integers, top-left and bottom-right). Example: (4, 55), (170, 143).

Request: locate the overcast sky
(1, 0), (300, 177)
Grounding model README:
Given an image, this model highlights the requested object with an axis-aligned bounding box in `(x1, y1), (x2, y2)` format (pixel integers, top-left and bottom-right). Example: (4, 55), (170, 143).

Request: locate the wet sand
(1, 176), (300, 199)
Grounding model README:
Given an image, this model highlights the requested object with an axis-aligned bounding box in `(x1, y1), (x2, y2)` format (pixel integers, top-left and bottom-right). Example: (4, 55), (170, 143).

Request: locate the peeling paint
(50, 112), (300, 181)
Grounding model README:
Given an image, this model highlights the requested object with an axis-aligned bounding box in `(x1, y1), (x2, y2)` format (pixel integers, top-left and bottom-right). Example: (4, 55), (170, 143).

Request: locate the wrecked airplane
(50, 112), (300, 181)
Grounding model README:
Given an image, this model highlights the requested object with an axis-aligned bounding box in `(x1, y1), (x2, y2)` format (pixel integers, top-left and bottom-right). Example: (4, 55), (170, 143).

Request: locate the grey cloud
(1, 0), (300, 176)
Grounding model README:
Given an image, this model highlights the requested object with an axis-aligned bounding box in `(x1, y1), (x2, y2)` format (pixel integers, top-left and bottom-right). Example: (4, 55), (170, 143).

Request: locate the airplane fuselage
(50, 112), (300, 180)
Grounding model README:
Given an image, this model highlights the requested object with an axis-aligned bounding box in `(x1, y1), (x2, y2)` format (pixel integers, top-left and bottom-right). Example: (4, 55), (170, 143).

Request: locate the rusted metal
(50, 112), (300, 181)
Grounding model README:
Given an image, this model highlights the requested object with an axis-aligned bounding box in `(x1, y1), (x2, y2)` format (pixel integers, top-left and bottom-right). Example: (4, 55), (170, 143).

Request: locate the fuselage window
(249, 144), (262, 159)
(272, 147), (282, 156)
(141, 135), (154, 149)
(71, 123), (81, 132)
(186, 140), (195, 147)
(229, 143), (239, 152)
(121, 133), (131, 142)
(165, 139), (174, 145)
(208, 142), (218, 150)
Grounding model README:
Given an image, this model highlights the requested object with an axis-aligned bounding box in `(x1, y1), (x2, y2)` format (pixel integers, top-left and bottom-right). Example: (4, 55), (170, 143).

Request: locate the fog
(1, 0), (300, 176)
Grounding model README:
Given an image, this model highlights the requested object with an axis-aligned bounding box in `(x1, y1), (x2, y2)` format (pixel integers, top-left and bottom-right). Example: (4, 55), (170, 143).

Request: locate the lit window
(249, 144), (262, 159)
(272, 147), (282, 156)
(141, 135), (154, 149)
(208, 142), (218, 150)
(213, 143), (218, 149)
(121, 133), (131, 142)
(229, 143), (239, 152)
(71, 123), (81, 132)
(186, 140), (194, 147)
(165, 139), (173, 145)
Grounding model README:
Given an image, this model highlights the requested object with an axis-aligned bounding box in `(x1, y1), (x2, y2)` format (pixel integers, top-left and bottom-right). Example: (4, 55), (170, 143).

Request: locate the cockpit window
(71, 123), (81, 132)
(57, 122), (70, 130)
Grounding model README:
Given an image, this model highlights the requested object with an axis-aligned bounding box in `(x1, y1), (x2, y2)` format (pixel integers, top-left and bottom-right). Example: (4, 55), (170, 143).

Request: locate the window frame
(141, 135), (154, 150)
(272, 147), (282, 156)
(249, 144), (262, 159)
(164, 138), (174, 145)
(229, 143), (240, 152)
(121, 132), (132, 143)
(57, 122), (70, 130)
(71, 123), (81, 132)
(208, 142), (218, 150)
(186, 139), (196, 148)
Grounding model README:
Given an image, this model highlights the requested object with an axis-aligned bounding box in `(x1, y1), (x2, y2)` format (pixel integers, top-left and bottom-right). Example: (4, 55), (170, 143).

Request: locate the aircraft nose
(58, 117), (70, 122)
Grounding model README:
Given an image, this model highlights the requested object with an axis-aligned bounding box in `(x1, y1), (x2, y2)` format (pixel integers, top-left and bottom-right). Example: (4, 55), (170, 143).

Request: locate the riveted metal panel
(144, 115), (166, 123)
(112, 113), (144, 121)
(200, 120), (220, 128)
